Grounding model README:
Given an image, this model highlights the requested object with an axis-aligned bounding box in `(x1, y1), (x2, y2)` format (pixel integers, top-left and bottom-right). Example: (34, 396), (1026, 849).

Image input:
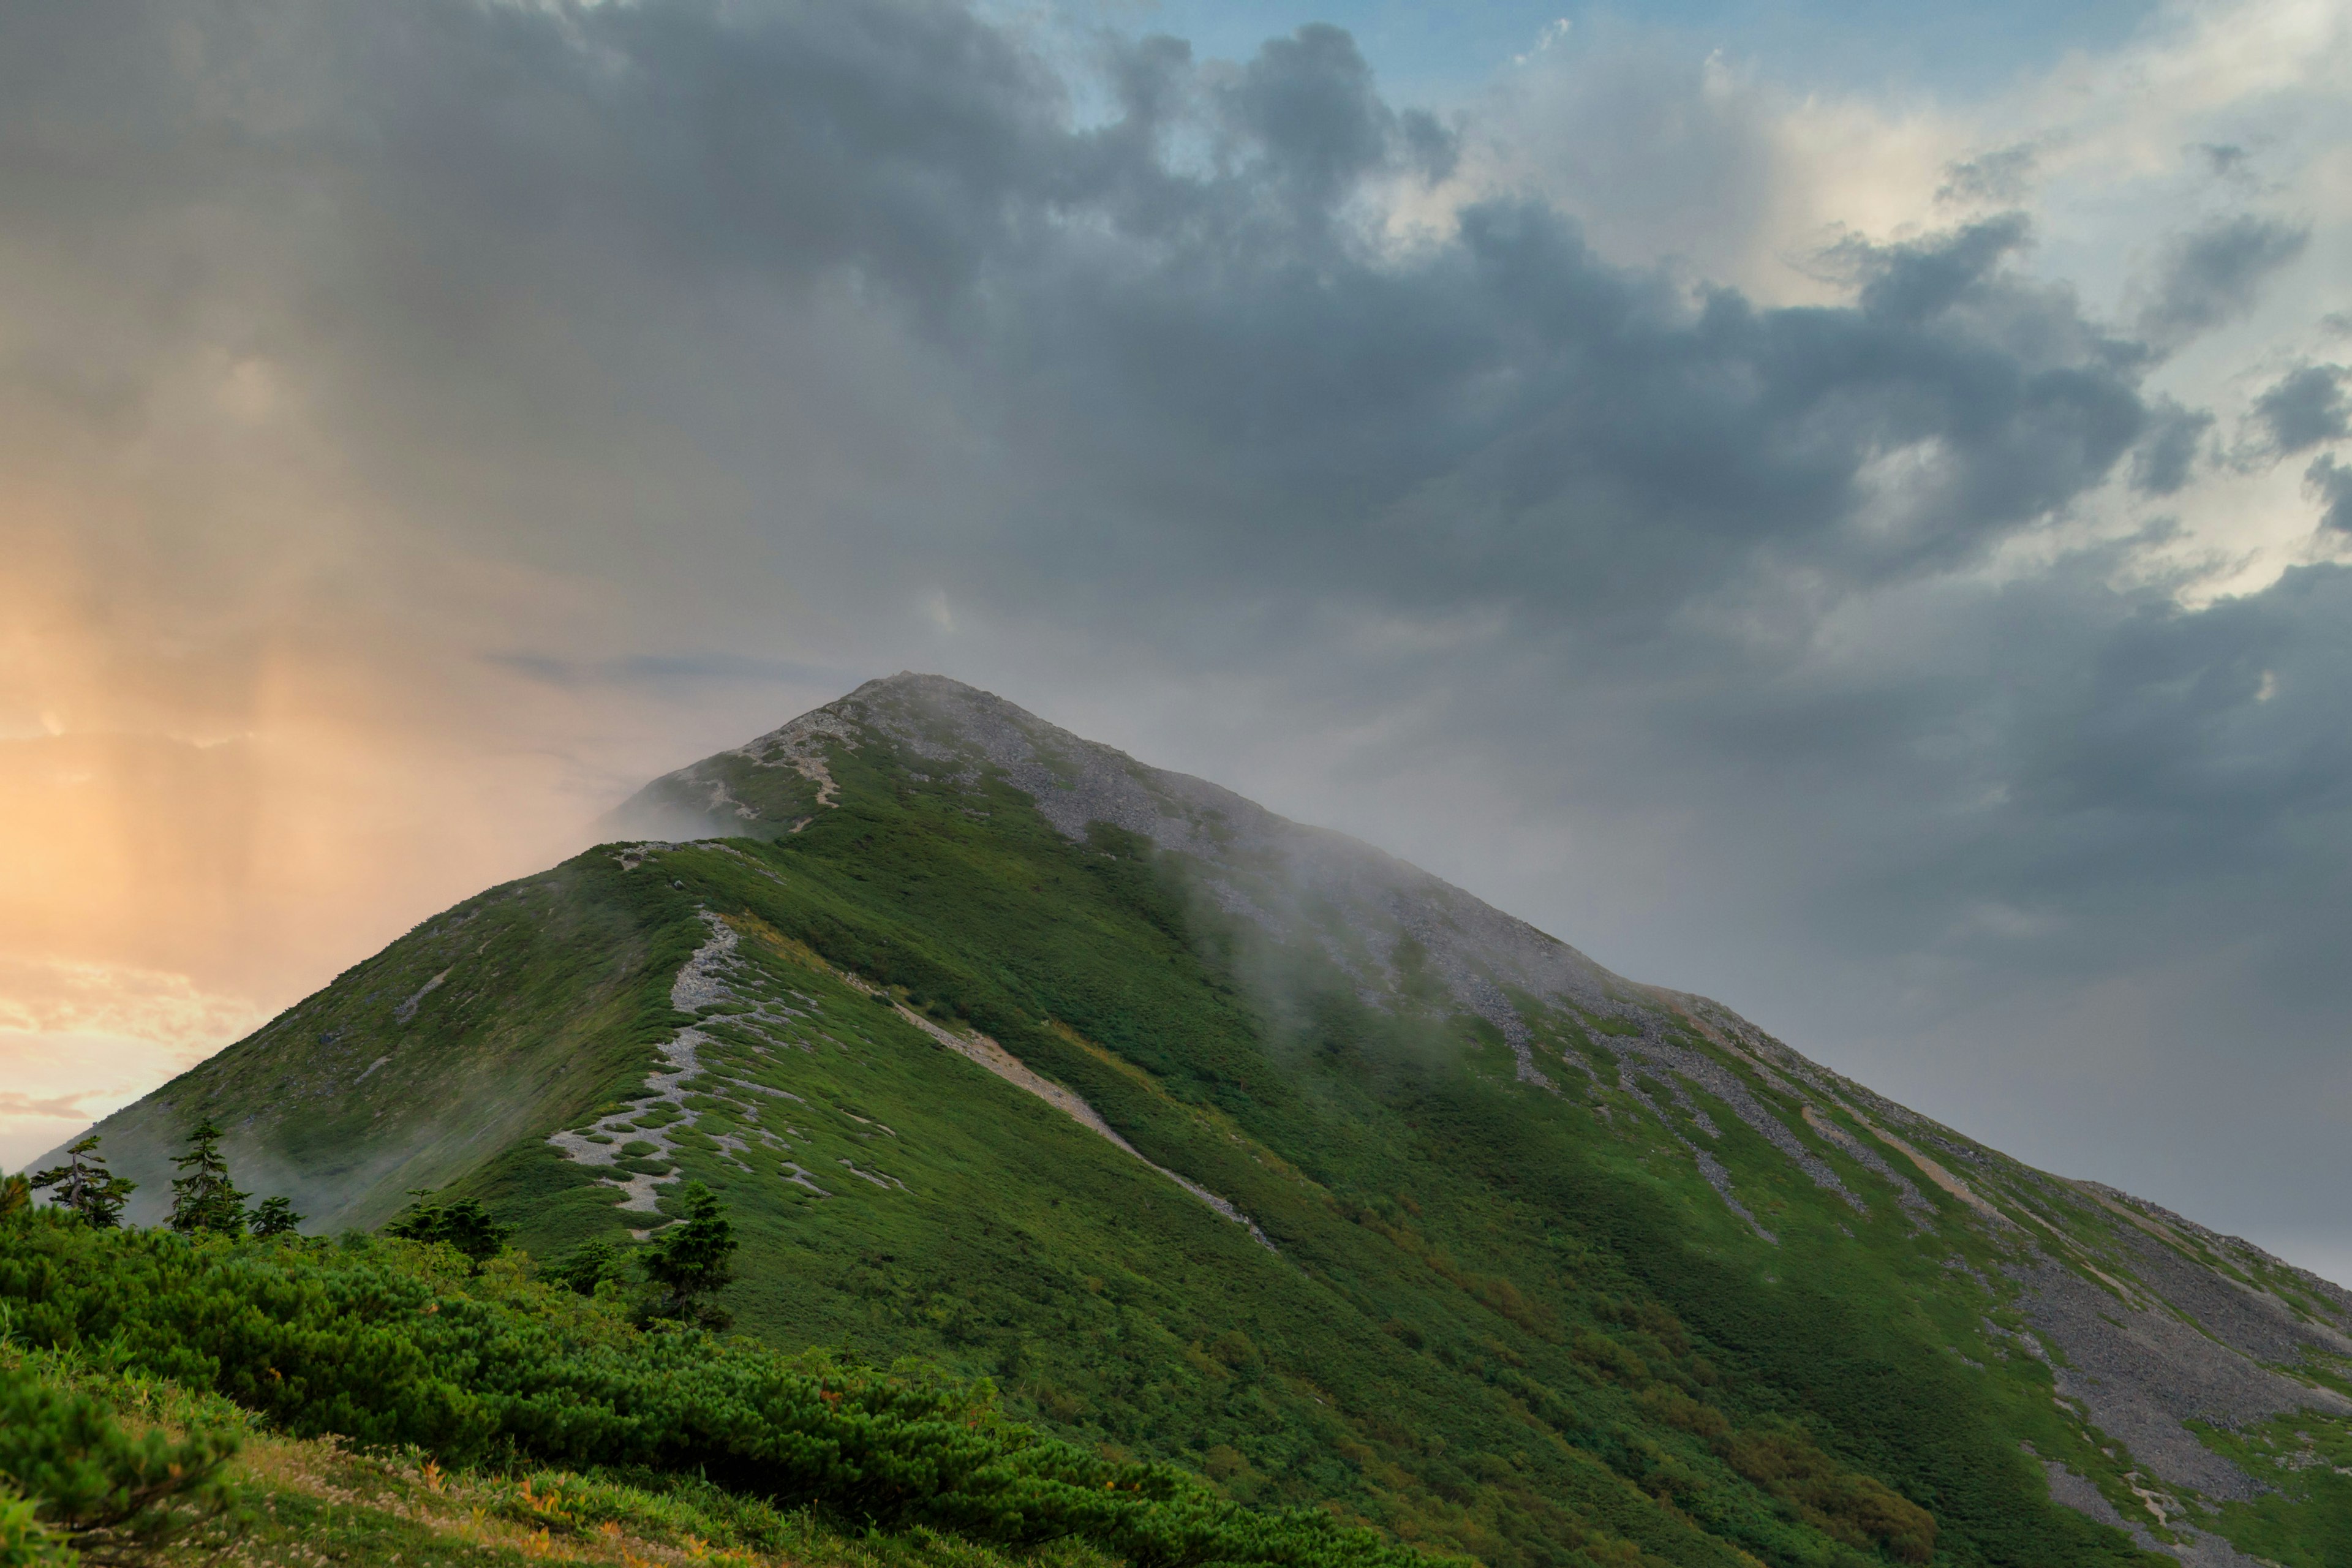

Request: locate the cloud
(1938, 141), (2041, 206)
(0, 1091), (99, 1120)
(2131, 399), (2215, 494)
(1475, 27), (1811, 293)
(2135, 214), (2310, 347)
(2309, 455), (2352, 532)
(487, 653), (853, 693)
(1219, 23), (1408, 211)
(0, 1), (2154, 658)
(1, 0), (2350, 1267)
(2253, 363), (2351, 454)
(2195, 141), (2253, 183)
(0, 952), (265, 1047)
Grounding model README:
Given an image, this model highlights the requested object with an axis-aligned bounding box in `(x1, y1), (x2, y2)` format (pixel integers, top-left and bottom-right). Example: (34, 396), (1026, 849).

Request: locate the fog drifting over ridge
(1, 0), (2349, 1283)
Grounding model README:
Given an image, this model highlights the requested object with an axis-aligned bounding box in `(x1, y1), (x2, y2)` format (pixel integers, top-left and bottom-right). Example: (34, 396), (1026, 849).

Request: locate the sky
(2, 0), (2350, 1283)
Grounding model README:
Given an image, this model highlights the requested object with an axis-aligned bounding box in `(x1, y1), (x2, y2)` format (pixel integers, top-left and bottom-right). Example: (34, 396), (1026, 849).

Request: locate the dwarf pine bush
(0, 1488), (70, 1568)
(0, 1356), (238, 1565)
(0, 1213), (1430, 1568)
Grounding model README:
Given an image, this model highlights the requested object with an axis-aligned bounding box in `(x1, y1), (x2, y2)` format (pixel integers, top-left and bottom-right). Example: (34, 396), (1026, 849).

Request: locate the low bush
(1720, 1430), (1935, 1564)
(0, 1488), (71, 1568)
(0, 1213), (1428, 1568)
(0, 1357), (238, 1565)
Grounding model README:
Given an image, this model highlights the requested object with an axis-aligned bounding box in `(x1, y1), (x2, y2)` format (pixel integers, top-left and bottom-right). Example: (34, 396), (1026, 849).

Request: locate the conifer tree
(165, 1120), (247, 1236)
(244, 1195), (303, 1237)
(28, 1136), (135, 1229)
(643, 1182), (737, 1328)
(548, 1238), (628, 1297)
(384, 1195), (509, 1265)
(0, 1175), (26, 1224)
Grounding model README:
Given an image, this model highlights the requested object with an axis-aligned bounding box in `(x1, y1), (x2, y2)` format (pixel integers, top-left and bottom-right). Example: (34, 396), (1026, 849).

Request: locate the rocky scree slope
(48, 673), (2352, 1568)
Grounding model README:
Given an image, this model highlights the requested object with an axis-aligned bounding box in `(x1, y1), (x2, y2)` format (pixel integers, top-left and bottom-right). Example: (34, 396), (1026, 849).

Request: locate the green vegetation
(244, 1197), (303, 1239)
(0, 1267), (1141, 1568)
(163, 1121), (246, 1238)
(385, 1196), (512, 1265)
(2185, 1412), (2352, 1566)
(0, 1208), (1427, 1568)
(27, 1142), (132, 1232)
(0, 1333), (238, 1566)
(475, 733), (2150, 1567)
(58, 1127), (303, 1247)
(49, 689), (2350, 1565)
(639, 1181), (737, 1328)
(55, 861), (686, 1237)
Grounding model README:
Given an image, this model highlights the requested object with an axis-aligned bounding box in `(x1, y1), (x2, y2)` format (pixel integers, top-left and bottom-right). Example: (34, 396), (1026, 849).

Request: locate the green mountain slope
(49, 674), (2352, 1567)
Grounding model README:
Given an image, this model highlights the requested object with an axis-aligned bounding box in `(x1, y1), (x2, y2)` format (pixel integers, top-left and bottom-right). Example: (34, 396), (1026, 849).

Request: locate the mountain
(49, 673), (2352, 1567)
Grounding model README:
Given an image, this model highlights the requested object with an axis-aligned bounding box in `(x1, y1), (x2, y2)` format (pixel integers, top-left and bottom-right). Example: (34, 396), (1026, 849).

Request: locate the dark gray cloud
(2197, 143), (2250, 178)
(2131, 398), (2214, 494)
(1219, 23), (1405, 209)
(6, 0), (2352, 1272)
(1938, 141), (2040, 205)
(2135, 214), (2309, 347)
(0, 0), (2147, 632)
(2310, 455), (2352, 533)
(2253, 363), (2350, 454)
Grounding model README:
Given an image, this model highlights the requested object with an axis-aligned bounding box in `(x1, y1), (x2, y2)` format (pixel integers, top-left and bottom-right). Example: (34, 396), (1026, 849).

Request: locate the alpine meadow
(12, 674), (2352, 1568)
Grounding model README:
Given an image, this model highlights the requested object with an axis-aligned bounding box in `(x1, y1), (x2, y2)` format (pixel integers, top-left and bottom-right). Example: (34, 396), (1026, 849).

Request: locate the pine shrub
(0, 1214), (1429, 1568)
(0, 1360), (238, 1564)
(0, 1488), (71, 1568)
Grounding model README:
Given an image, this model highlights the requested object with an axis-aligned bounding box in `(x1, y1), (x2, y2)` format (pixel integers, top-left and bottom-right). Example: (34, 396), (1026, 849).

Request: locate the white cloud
(1475, 0), (2352, 594)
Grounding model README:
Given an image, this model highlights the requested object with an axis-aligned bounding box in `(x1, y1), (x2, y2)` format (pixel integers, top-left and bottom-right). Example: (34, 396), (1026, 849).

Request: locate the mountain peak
(52, 673), (2352, 1564)
(609, 676), (1615, 1076)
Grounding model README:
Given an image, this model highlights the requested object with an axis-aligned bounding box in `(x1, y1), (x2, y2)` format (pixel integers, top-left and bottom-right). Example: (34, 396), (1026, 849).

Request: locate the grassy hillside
(78, 859), (685, 1234)
(38, 676), (2352, 1567)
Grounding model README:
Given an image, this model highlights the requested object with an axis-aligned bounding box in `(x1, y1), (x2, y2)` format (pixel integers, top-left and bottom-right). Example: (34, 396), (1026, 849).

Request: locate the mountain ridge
(37, 672), (2352, 1566)
(609, 673), (1630, 1087)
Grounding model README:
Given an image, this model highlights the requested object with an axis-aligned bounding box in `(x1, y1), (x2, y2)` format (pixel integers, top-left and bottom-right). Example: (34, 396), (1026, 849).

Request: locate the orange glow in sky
(0, 551), (702, 1167)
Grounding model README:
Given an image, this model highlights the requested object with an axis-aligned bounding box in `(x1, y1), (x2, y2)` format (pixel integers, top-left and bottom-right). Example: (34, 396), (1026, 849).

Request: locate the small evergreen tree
(0, 1176), (27, 1225)
(29, 1137), (135, 1229)
(642, 1182), (737, 1328)
(165, 1120), (247, 1237)
(548, 1238), (628, 1297)
(384, 1196), (510, 1266)
(244, 1196), (303, 1237)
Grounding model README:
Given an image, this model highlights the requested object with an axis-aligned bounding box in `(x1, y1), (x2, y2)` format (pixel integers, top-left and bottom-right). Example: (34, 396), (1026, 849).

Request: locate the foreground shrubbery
(0, 1351), (239, 1567)
(0, 1210), (1429, 1568)
(0, 1346), (1129, 1568)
